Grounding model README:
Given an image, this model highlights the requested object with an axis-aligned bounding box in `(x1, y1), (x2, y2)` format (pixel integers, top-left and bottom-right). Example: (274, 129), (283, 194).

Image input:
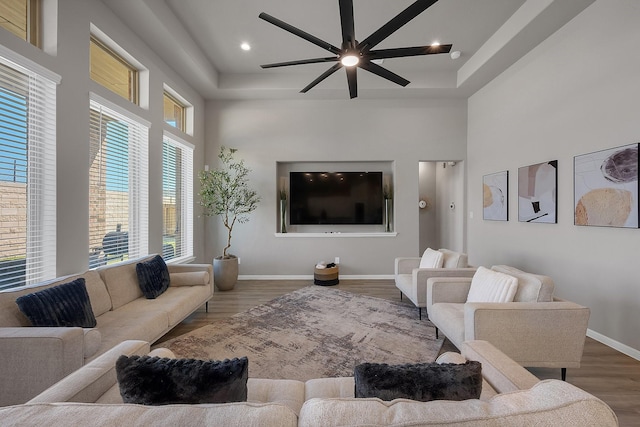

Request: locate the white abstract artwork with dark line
(574, 143), (639, 228)
(518, 160), (557, 223)
(483, 171), (508, 221)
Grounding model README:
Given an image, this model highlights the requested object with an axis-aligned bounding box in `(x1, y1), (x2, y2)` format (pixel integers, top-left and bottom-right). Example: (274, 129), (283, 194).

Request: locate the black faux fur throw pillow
(116, 355), (248, 405)
(15, 278), (97, 328)
(136, 255), (170, 299)
(354, 360), (482, 402)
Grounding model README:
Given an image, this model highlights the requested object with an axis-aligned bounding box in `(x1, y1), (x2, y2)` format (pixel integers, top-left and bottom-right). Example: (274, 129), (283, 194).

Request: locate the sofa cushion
(467, 267), (518, 303)
(0, 402), (299, 427)
(16, 278), (97, 328)
(116, 355), (248, 405)
(354, 361), (482, 402)
(419, 248), (444, 268)
(298, 380), (618, 427)
(170, 271), (210, 286)
(439, 249), (469, 268)
(491, 265), (555, 302)
(136, 255), (170, 299)
(98, 257), (153, 310)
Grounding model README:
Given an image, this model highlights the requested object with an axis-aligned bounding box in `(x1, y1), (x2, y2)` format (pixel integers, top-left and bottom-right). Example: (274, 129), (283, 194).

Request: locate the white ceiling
(101, 0), (595, 100)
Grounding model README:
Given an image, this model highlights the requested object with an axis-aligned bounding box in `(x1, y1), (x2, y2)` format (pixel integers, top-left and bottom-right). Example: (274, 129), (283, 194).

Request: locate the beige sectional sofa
(0, 339), (618, 426)
(427, 265), (590, 380)
(0, 255), (213, 406)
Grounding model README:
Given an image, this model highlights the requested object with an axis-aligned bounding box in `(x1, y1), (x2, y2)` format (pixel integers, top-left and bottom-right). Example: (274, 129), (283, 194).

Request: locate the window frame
(0, 0), (40, 47)
(162, 131), (194, 263)
(88, 92), (149, 268)
(90, 35), (139, 105)
(163, 91), (186, 132)
(0, 46), (59, 290)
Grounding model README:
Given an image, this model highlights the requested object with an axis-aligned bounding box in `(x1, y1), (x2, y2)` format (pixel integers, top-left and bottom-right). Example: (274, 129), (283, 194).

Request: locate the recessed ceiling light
(240, 42), (251, 51)
(431, 41), (440, 47)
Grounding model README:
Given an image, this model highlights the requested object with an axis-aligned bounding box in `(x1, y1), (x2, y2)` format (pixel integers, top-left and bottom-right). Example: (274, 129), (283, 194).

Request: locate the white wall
(467, 0), (640, 355)
(204, 98), (467, 276)
(0, 0), (207, 276)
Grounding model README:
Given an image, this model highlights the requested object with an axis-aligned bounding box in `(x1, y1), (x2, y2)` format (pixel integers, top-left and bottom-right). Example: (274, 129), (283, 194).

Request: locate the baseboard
(587, 329), (640, 361)
(237, 274), (395, 280)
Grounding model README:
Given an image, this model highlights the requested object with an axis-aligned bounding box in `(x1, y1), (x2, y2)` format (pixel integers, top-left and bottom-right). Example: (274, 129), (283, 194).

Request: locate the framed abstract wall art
(518, 160), (558, 223)
(483, 171), (508, 221)
(574, 143), (639, 228)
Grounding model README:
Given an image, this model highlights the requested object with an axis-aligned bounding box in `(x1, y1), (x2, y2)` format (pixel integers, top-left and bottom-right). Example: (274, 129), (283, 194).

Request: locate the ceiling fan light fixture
(340, 54), (359, 67)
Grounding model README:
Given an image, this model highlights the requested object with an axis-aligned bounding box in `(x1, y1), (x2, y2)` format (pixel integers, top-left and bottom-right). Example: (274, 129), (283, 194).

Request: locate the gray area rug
(162, 286), (444, 381)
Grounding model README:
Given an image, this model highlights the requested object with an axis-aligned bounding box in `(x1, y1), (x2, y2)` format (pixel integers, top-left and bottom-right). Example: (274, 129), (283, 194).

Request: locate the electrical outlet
(335, 257), (340, 264)
(237, 257), (241, 265)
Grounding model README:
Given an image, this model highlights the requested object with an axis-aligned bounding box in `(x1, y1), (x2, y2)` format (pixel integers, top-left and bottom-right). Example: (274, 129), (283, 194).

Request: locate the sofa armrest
(406, 268), (476, 308)
(461, 340), (540, 394)
(426, 277), (472, 316)
(28, 340), (151, 404)
(464, 302), (590, 368)
(0, 327), (85, 406)
(394, 257), (420, 275)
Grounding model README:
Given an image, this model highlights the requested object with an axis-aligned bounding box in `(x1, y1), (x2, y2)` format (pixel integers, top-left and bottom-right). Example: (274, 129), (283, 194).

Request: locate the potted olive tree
(199, 146), (260, 290)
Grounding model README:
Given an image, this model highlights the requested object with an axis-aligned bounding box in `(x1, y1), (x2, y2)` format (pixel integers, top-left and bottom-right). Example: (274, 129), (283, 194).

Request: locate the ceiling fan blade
(368, 44), (452, 60)
(359, 0), (438, 52)
(339, 0), (356, 49)
(346, 66), (357, 99)
(359, 61), (410, 87)
(261, 57), (339, 69)
(301, 63), (343, 93)
(259, 12), (341, 55)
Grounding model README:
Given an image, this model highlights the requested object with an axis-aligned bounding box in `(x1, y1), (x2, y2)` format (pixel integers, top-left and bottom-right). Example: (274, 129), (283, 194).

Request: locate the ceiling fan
(259, 0), (452, 99)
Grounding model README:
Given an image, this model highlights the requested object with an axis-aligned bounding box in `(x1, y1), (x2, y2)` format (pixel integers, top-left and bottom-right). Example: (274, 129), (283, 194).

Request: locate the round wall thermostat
(418, 200), (427, 209)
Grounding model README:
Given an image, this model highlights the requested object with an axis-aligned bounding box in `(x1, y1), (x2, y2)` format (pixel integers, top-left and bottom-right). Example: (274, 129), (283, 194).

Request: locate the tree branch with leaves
(199, 147), (260, 258)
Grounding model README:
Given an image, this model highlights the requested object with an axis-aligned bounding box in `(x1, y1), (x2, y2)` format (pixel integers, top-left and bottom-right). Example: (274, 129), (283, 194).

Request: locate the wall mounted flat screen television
(289, 171), (383, 225)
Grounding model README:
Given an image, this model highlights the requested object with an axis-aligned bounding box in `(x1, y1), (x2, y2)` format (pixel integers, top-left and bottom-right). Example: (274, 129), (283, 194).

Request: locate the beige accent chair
(395, 248), (476, 319)
(427, 265), (590, 380)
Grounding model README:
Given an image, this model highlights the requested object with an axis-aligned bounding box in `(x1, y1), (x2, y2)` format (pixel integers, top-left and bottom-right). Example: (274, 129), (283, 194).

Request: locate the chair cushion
(491, 265), (555, 302)
(419, 248), (444, 268)
(15, 278), (97, 328)
(467, 267), (518, 303)
(439, 249), (469, 268)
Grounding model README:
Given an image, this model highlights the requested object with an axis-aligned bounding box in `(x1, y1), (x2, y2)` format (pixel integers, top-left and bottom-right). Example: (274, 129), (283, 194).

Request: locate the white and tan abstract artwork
(518, 160), (557, 223)
(574, 143), (639, 228)
(483, 171), (508, 221)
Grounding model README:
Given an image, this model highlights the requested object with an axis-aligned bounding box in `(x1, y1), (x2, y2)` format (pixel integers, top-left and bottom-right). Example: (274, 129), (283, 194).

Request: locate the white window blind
(89, 98), (148, 268)
(0, 55), (57, 290)
(162, 133), (193, 262)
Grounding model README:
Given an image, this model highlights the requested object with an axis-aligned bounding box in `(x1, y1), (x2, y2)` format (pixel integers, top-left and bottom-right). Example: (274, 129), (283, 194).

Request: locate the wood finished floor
(156, 279), (640, 426)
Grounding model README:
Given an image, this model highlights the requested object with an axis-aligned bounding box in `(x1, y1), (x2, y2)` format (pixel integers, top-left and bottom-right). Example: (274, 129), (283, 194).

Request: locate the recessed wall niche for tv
(574, 143), (639, 228)
(289, 171), (383, 225)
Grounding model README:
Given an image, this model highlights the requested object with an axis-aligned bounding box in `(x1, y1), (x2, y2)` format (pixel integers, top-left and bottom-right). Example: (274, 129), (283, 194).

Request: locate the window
(0, 0), (40, 47)
(0, 52), (57, 290)
(162, 133), (193, 261)
(90, 36), (138, 104)
(163, 92), (185, 131)
(89, 96), (148, 268)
